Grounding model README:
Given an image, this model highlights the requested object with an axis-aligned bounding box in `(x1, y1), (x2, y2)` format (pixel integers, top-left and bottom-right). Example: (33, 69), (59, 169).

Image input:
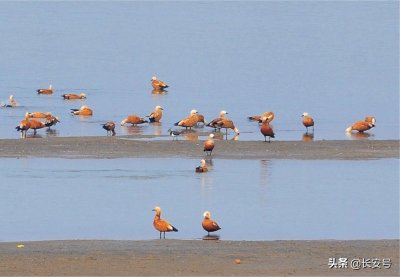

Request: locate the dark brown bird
(202, 211), (221, 236)
(260, 116), (275, 142)
(152, 206), (178, 239)
(102, 121), (116, 136)
(203, 134), (215, 155)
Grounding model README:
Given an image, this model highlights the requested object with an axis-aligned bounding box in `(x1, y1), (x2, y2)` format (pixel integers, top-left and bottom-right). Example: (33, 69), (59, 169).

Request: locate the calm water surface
(0, 158), (398, 241)
(0, 1), (398, 141)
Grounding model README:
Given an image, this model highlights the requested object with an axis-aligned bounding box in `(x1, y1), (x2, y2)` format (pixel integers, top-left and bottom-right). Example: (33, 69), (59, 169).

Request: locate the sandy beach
(0, 137), (398, 160)
(0, 137), (398, 276)
(0, 239), (398, 276)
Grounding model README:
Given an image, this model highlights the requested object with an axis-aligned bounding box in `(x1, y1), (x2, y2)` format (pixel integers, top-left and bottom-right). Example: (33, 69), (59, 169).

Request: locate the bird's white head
(209, 134), (214, 138)
(151, 76), (157, 81)
(190, 109), (198, 115)
(302, 112), (309, 117)
(203, 211), (211, 218)
(155, 105), (163, 110)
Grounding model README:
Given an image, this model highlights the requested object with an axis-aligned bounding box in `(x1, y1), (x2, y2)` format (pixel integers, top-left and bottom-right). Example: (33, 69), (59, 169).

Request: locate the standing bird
(62, 93), (86, 100)
(260, 116), (275, 142)
(248, 111), (275, 124)
(37, 84), (53, 94)
(213, 119), (240, 137)
(45, 115), (60, 129)
(151, 76), (169, 91)
(203, 134), (215, 155)
(28, 119), (47, 135)
(346, 116), (376, 133)
(120, 114), (148, 126)
(147, 105), (164, 123)
(196, 159), (208, 173)
(174, 110), (199, 129)
(15, 113), (31, 138)
(71, 105), (93, 116)
(202, 211), (221, 236)
(206, 110), (228, 131)
(302, 112), (314, 133)
(152, 206), (178, 239)
(102, 121), (116, 136)
(196, 113), (206, 126)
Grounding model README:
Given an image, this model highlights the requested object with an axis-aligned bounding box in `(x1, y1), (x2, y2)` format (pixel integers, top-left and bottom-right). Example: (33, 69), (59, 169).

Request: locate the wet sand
(0, 136), (398, 159)
(0, 137), (398, 276)
(0, 240), (398, 276)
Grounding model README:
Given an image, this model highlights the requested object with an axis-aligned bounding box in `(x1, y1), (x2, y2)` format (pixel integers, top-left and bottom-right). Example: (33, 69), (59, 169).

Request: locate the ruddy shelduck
(174, 110), (199, 129)
(213, 119), (240, 135)
(151, 76), (169, 91)
(15, 113), (31, 138)
(44, 115), (60, 129)
(71, 105), (93, 116)
(37, 85), (53, 94)
(248, 111), (275, 124)
(62, 93), (86, 100)
(302, 112), (314, 133)
(196, 159), (208, 173)
(196, 114), (206, 126)
(28, 119), (47, 135)
(27, 112), (52, 119)
(102, 121), (116, 136)
(260, 116), (275, 142)
(346, 116), (376, 133)
(206, 110), (228, 130)
(202, 211), (221, 236)
(203, 134), (215, 155)
(148, 105), (164, 123)
(120, 115), (149, 126)
(152, 206), (178, 239)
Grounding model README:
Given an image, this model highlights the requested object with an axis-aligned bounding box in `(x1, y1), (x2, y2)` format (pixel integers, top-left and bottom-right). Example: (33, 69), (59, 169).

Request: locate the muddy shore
(0, 137), (398, 159)
(0, 240), (398, 276)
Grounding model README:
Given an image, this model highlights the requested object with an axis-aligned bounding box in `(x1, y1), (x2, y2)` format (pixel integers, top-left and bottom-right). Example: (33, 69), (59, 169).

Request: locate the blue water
(0, 1), (398, 140)
(0, 158), (398, 241)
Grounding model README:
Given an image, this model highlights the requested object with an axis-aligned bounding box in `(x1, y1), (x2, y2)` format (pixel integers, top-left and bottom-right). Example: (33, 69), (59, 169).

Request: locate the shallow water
(0, 1), (398, 141)
(0, 158), (398, 241)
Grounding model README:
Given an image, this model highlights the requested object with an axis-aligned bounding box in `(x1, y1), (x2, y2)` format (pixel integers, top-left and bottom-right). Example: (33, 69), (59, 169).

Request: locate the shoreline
(0, 239), (398, 276)
(0, 136), (398, 160)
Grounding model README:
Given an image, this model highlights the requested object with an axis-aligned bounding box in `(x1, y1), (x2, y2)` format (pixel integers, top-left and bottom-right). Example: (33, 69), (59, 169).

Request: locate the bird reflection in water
(302, 132), (314, 142)
(150, 122), (162, 136)
(46, 128), (59, 137)
(199, 159), (214, 194)
(121, 125), (146, 136)
(346, 132), (373, 140)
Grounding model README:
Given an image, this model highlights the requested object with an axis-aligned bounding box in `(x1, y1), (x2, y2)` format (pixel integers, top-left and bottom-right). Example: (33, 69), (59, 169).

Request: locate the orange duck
(151, 76), (169, 91)
(248, 111), (275, 124)
(174, 110), (199, 129)
(62, 93), (86, 100)
(202, 211), (221, 236)
(27, 112), (53, 119)
(206, 110), (228, 130)
(196, 159), (208, 173)
(203, 134), (215, 155)
(302, 112), (315, 133)
(148, 105), (164, 123)
(37, 85), (53, 94)
(152, 206), (178, 239)
(71, 105), (93, 116)
(120, 115), (148, 126)
(260, 116), (275, 142)
(346, 116), (376, 133)
(15, 113), (31, 138)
